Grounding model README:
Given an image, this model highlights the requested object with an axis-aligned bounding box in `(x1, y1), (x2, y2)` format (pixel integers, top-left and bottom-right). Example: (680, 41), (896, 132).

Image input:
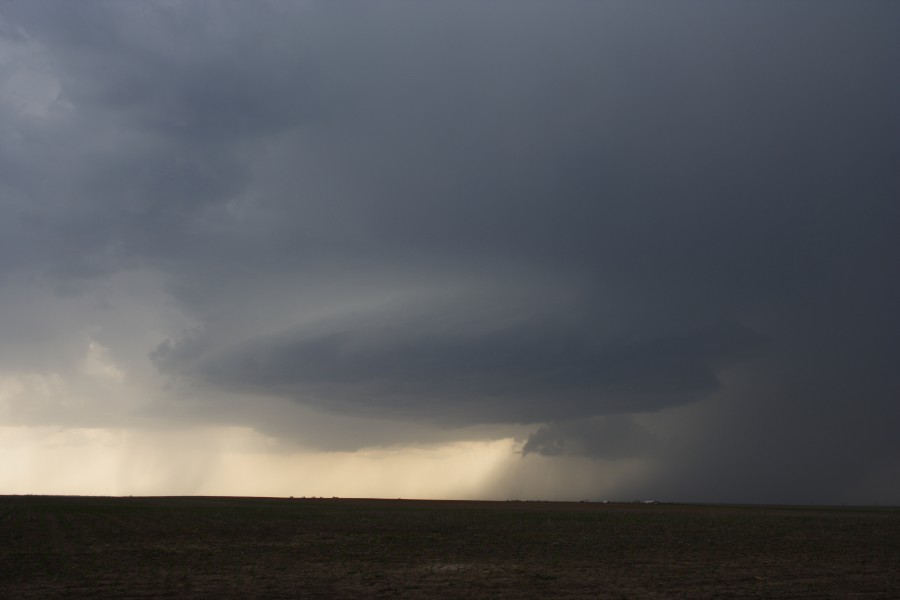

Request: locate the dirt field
(1, 495), (898, 598)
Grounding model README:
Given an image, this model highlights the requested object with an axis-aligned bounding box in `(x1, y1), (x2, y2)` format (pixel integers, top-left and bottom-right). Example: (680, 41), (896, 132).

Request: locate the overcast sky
(1, 1), (898, 503)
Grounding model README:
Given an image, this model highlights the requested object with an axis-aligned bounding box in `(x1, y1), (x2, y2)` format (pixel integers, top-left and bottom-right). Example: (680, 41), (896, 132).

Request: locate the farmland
(1, 495), (898, 598)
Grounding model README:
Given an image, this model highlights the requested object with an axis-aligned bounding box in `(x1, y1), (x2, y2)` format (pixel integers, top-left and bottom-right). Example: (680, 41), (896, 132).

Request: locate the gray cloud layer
(1, 1), (899, 502)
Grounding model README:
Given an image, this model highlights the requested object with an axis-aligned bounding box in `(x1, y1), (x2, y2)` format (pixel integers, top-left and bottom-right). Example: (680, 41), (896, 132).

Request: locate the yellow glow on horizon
(0, 425), (651, 501)
(197, 435), (517, 499)
(0, 425), (519, 499)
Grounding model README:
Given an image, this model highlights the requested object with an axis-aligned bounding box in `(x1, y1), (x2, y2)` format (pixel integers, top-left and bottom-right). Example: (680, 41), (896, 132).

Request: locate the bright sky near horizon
(1, 1), (898, 504)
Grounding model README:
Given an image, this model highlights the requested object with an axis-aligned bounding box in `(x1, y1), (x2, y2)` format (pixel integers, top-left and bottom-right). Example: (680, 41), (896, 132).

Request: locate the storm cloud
(1, 1), (898, 503)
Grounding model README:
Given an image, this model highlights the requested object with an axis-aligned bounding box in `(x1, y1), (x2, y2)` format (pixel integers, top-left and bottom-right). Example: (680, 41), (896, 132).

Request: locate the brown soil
(1, 496), (898, 598)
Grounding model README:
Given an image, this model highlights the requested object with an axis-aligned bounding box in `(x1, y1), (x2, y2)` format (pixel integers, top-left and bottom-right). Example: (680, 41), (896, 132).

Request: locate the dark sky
(1, 1), (898, 503)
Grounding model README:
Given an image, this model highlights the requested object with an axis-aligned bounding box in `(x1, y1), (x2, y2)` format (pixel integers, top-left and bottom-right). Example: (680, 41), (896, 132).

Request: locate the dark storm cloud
(522, 416), (660, 459)
(1, 2), (323, 283)
(2, 1), (900, 500)
(152, 317), (764, 424)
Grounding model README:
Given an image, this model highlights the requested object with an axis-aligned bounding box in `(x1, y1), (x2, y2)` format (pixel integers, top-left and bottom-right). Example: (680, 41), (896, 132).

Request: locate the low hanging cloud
(152, 309), (765, 424)
(522, 416), (660, 459)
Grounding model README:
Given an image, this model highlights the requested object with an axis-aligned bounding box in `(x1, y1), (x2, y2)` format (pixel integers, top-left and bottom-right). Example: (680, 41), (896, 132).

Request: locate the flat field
(1, 495), (898, 599)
